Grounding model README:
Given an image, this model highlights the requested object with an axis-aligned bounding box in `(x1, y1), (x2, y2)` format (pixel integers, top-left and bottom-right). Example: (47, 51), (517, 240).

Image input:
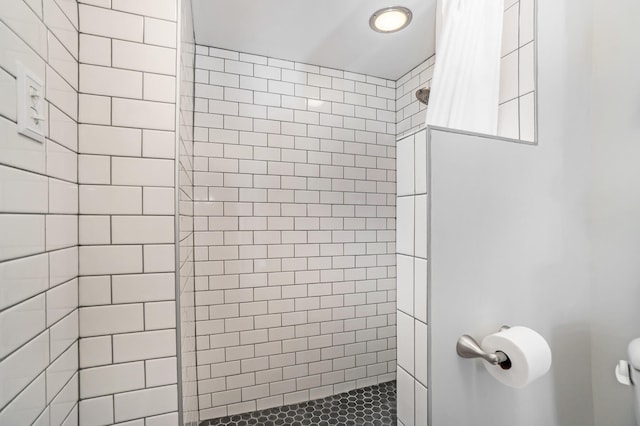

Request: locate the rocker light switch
(17, 63), (45, 143)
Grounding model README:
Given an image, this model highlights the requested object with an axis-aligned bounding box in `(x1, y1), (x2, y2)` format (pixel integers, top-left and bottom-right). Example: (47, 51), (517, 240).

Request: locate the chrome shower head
(416, 87), (430, 105)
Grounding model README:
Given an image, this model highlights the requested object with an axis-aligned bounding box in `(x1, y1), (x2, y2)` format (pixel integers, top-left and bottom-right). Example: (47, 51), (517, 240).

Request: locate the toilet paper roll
(480, 326), (552, 388)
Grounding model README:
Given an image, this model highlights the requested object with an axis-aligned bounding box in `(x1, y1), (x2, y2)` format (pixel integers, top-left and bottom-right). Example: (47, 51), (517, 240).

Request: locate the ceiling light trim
(369, 6), (413, 33)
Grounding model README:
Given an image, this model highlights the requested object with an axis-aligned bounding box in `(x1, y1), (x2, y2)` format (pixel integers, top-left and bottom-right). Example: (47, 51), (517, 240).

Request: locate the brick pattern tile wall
(177, 0), (199, 424)
(0, 0), (80, 424)
(396, 57), (435, 139)
(395, 129), (429, 426)
(76, 1), (182, 424)
(193, 46), (398, 421)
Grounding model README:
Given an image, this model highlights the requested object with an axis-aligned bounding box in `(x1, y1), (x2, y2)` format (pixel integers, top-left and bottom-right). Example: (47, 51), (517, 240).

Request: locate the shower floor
(199, 380), (397, 426)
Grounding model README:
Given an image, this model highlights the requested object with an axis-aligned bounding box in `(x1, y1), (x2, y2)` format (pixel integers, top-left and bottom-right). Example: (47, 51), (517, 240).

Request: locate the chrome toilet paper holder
(456, 326), (512, 368)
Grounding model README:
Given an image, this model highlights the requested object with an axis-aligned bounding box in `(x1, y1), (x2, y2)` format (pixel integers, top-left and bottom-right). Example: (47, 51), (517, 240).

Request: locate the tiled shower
(0, 0), (536, 425)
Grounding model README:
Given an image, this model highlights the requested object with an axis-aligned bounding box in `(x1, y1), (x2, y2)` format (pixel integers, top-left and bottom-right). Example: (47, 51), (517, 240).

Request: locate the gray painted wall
(428, 0), (597, 423)
(590, 0), (640, 424)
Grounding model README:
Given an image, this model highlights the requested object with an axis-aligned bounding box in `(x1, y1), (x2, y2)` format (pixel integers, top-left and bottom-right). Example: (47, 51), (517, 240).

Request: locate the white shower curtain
(426, 0), (505, 135)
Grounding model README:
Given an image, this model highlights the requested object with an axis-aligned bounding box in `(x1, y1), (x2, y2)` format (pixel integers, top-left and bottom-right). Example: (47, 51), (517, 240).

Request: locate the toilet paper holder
(457, 326), (512, 368)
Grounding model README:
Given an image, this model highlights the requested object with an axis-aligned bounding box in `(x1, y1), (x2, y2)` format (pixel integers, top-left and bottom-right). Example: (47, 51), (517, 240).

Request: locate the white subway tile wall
(193, 46), (398, 421)
(178, 0), (199, 424)
(77, 0), (182, 424)
(397, 0), (536, 142)
(395, 129), (428, 426)
(0, 0), (79, 424)
(396, 57), (435, 139)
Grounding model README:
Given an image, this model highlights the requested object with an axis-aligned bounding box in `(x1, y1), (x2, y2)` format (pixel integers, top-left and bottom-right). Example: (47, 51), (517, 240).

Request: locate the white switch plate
(17, 63), (45, 143)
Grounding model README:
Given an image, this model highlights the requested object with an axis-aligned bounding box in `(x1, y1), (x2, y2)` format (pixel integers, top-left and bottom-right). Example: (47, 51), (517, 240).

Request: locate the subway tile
(48, 178), (77, 215)
(414, 258), (428, 323)
(0, 253), (48, 310)
(397, 312), (414, 375)
(79, 245), (143, 276)
(79, 4), (143, 42)
(113, 329), (176, 363)
(520, 0), (535, 46)
(47, 65), (77, 121)
(46, 342), (77, 403)
(520, 92), (536, 142)
(78, 93), (111, 125)
(79, 395), (114, 426)
(49, 105), (78, 151)
(396, 255), (413, 316)
(0, 294), (45, 359)
(80, 362), (145, 398)
(0, 165), (48, 213)
(396, 197), (414, 256)
(414, 195), (427, 259)
(414, 320), (428, 385)
(519, 42), (535, 96)
(79, 304), (144, 337)
(111, 0), (177, 21)
(146, 412), (179, 426)
(79, 124), (142, 157)
(79, 34), (111, 67)
(142, 187), (174, 215)
(0, 214), (45, 261)
(397, 367), (414, 426)
(79, 336), (112, 368)
(47, 31), (77, 90)
(146, 357), (177, 387)
(143, 244), (175, 273)
(79, 185), (142, 214)
(197, 55), (224, 72)
(49, 371), (77, 425)
(497, 98), (519, 140)
(112, 98), (176, 131)
(78, 216), (110, 245)
(144, 17), (177, 48)
(113, 384), (178, 422)
(45, 141), (76, 185)
(49, 247), (77, 288)
(414, 381), (428, 426)
(112, 157), (174, 187)
(0, 0), (48, 59)
(396, 135), (414, 196)
(145, 301), (177, 330)
(143, 129), (176, 159)
(44, 0), (78, 59)
(0, 372), (46, 426)
(80, 64), (142, 99)
(78, 154), (110, 185)
(111, 273), (175, 303)
(0, 330), (48, 409)
(499, 51), (518, 104)
(501, 2), (519, 56)
(112, 40), (176, 75)
(46, 277), (77, 326)
(144, 73), (176, 103)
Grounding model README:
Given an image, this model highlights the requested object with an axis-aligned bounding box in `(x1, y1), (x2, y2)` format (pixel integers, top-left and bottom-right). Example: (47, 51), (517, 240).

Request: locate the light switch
(17, 63), (45, 143)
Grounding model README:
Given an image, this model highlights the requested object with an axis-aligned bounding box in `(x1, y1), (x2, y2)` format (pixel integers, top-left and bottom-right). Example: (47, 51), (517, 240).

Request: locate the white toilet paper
(480, 326), (552, 388)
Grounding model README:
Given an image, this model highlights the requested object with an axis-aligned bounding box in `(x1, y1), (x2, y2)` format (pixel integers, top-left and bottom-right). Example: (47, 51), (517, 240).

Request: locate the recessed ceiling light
(369, 6), (412, 33)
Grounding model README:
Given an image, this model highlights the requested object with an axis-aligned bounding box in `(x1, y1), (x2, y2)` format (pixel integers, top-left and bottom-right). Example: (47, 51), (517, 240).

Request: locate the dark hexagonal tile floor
(200, 380), (397, 426)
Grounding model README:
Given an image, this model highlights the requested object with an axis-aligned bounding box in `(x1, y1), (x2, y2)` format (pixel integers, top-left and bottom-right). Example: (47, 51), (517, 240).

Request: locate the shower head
(416, 87), (430, 105)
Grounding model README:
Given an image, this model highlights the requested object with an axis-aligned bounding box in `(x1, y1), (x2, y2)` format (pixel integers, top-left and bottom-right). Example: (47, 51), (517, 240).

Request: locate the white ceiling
(192, 0), (437, 80)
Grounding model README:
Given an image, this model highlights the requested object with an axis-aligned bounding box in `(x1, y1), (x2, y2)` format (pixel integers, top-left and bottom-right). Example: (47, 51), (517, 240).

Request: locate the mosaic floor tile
(200, 380), (397, 426)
